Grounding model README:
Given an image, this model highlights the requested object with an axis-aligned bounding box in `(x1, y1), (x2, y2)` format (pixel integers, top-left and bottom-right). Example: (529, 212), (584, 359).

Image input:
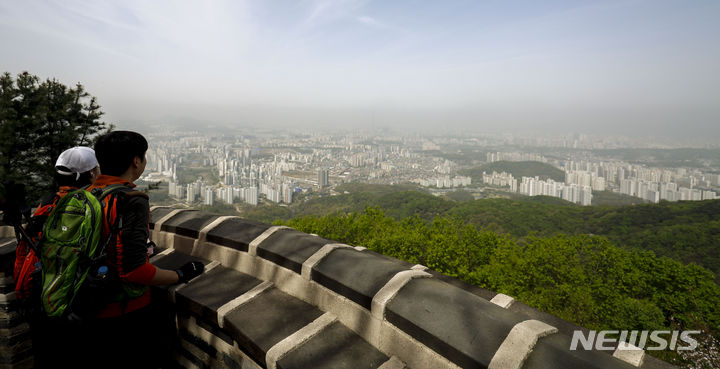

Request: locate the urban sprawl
(141, 130), (719, 208)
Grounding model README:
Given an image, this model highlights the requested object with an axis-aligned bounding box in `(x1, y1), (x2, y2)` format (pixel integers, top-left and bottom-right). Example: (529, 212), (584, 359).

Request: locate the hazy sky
(1, 0), (719, 137)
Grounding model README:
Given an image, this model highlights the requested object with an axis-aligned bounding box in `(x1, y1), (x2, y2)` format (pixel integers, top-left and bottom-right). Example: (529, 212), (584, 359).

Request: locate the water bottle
(97, 265), (108, 280)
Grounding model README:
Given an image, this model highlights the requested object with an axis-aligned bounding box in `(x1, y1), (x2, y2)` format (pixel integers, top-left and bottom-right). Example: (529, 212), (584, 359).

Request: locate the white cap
(55, 146), (99, 179)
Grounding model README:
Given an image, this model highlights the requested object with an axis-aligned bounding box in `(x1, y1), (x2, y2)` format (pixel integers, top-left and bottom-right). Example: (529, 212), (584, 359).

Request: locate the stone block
(256, 229), (331, 274)
(160, 211), (219, 239)
(0, 326), (29, 347)
(0, 338), (32, 363)
(223, 287), (324, 367)
(508, 300), (586, 338)
(175, 266), (263, 325)
(277, 321), (389, 369)
(151, 250), (209, 270)
(149, 207), (176, 230)
(426, 269), (496, 301)
(385, 277), (527, 369)
(312, 248), (411, 309)
(0, 239), (17, 277)
(205, 218), (271, 252)
(0, 310), (21, 329)
(523, 333), (638, 369)
(640, 355), (679, 369)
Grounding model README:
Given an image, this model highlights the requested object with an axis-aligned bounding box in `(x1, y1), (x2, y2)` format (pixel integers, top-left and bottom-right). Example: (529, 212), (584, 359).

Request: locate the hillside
(280, 207), (720, 366)
(591, 190), (649, 206)
(449, 197), (720, 278)
(237, 185), (720, 280)
(197, 184), (720, 366)
(240, 184), (452, 223)
(460, 160), (565, 183)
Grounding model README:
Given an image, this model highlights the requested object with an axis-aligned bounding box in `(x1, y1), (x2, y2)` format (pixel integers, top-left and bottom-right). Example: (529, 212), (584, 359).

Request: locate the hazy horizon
(1, 0), (719, 140)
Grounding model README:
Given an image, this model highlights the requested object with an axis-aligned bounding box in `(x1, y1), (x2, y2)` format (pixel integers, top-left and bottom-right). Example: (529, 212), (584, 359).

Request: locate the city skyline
(1, 0), (719, 139)
(141, 130), (719, 210)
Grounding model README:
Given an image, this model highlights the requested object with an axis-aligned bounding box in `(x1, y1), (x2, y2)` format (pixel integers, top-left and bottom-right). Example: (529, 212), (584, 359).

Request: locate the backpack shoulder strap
(91, 184), (148, 201)
(123, 190), (149, 200)
(92, 184), (149, 233)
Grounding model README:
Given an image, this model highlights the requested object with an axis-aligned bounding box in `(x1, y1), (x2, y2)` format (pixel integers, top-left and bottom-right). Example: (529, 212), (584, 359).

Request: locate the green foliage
(176, 167), (219, 185)
(199, 201), (239, 216)
(478, 234), (720, 333)
(592, 190), (649, 206)
(241, 183), (720, 280)
(241, 203), (293, 223)
(281, 208), (720, 365)
(445, 198), (720, 281)
(461, 161), (565, 183)
(334, 182), (421, 194)
(281, 208), (720, 336)
(143, 181), (171, 204)
(444, 189), (475, 202)
(0, 71), (110, 202)
(282, 207), (510, 280)
(242, 186), (449, 223)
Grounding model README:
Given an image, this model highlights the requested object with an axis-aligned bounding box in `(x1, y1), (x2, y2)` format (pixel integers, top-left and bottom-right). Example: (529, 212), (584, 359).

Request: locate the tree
(0, 71), (111, 202)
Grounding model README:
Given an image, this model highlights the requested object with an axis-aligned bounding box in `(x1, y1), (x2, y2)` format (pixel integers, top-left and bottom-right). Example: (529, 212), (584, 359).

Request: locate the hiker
(12, 146), (100, 368)
(14, 146), (101, 297)
(76, 131), (203, 368)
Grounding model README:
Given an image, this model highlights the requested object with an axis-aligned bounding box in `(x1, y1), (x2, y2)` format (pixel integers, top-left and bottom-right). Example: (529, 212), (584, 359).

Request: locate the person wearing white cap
(13, 145), (100, 368)
(54, 146), (100, 188)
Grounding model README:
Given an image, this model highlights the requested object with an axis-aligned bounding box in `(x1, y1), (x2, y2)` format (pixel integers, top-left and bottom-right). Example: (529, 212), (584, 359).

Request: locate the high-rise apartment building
(204, 188), (214, 206)
(318, 168), (329, 188)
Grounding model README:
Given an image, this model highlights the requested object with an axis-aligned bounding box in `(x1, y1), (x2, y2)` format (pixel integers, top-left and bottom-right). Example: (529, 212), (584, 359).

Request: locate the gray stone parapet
(143, 209), (681, 369)
(0, 210), (680, 369)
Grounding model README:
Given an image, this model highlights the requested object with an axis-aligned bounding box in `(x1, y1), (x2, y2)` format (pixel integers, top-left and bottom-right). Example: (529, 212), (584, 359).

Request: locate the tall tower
(318, 168), (329, 188)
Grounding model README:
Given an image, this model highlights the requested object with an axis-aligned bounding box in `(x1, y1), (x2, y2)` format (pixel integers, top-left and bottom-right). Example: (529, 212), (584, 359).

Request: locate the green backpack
(38, 184), (125, 318)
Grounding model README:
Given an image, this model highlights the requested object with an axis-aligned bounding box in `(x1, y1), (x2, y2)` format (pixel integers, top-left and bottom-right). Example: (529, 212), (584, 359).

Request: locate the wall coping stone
(149, 206), (176, 229)
(143, 210), (677, 369)
(205, 217), (271, 252)
(162, 212), (220, 239)
(301, 243), (352, 280)
(248, 226), (290, 256)
(217, 280), (274, 329)
(377, 356), (407, 369)
(152, 208), (187, 232)
(491, 293), (516, 309)
(523, 332), (639, 369)
(222, 287), (325, 367)
(0, 226), (15, 238)
(0, 291), (16, 304)
(371, 269), (431, 320)
(197, 216), (237, 243)
(488, 319), (558, 369)
(174, 265), (263, 325)
(313, 248), (416, 310)
(149, 248), (175, 263)
(256, 230), (334, 274)
(170, 260), (219, 303)
(265, 312), (337, 369)
(614, 341), (645, 367)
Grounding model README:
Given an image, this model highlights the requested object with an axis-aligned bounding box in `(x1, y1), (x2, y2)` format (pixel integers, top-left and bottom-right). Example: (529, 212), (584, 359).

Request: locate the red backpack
(13, 191), (65, 300)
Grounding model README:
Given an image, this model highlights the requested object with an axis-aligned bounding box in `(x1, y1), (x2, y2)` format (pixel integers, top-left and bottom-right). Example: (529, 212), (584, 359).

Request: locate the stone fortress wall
(0, 208), (677, 369)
